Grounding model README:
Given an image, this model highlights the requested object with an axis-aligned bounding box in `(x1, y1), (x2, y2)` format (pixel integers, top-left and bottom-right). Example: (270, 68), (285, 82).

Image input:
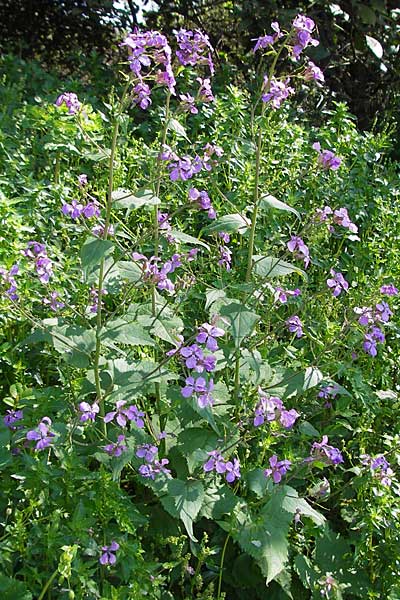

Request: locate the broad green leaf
(100, 318), (155, 347)
(253, 255), (307, 279)
(109, 261), (143, 285)
(199, 482), (239, 519)
(112, 188), (160, 210)
(80, 236), (114, 272)
(108, 359), (177, 400)
(204, 213), (250, 235)
(168, 118), (190, 141)
(220, 302), (259, 347)
(267, 366), (323, 399)
(137, 314), (184, 345)
(280, 486), (325, 526)
(246, 468), (271, 498)
(239, 349), (273, 385)
(260, 194), (300, 220)
(169, 229), (210, 250)
(160, 479), (204, 541)
(205, 288), (227, 311)
(365, 35), (383, 59)
(0, 575), (32, 600)
(177, 427), (219, 472)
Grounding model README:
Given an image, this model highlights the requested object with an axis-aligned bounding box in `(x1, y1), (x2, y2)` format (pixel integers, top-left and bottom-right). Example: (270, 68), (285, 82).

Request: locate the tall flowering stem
(94, 81), (130, 431)
(245, 44), (285, 282)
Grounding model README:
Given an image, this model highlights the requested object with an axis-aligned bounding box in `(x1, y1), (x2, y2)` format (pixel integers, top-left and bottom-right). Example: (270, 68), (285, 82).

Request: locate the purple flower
(43, 291), (64, 312)
(175, 29), (214, 74)
(375, 301), (392, 323)
(55, 92), (81, 115)
(132, 82), (152, 110)
(312, 142), (341, 171)
(380, 283), (398, 296)
(363, 333), (377, 357)
(139, 458), (171, 479)
(104, 434), (127, 457)
(188, 187), (215, 217)
(262, 77), (294, 109)
(23, 242), (53, 284)
(225, 458), (241, 483)
(179, 93), (198, 114)
(181, 376), (214, 408)
(78, 401), (99, 423)
(326, 269), (349, 297)
(354, 306), (374, 326)
(78, 173), (88, 187)
(218, 245), (232, 271)
(99, 541), (119, 565)
(287, 235), (310, 267)
(361, 453), (394, 487)
(4, 409), (23, 429)
(273, 287), (301, 304)
(26, 417), (55, 450)
(254, 392), (299, 429)
(264, 455), (292, 483)
(310, 436), (343, 465)
(291, 14), (319, 60)
(280, 409), (300, 429)
(104, 401), (145, 428)
(197, 77), (214, 103)
(332, 208), (358, 233)
(318, 385), (339, 400)
(0, 264), (19, 301)
(314, 205), (333, 223)
(92, 223), (115, 238)
(204, 450), (226, 474)
(136, 444), (158, 462)
(304, 61), (324, 83)
(196, 322), (225, 351)
(89, 287), (107, 314)
(62, 199), (84, 219)
(286, 315), (303, 338)
(253, 22), (283, 52)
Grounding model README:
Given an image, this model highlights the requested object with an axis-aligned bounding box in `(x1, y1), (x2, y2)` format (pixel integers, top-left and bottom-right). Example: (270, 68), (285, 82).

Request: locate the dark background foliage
(0, 0), (399, 133)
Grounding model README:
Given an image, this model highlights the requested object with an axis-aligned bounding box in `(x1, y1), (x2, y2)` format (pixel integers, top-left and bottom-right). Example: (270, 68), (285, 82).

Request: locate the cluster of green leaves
(0, 47), (399, 600)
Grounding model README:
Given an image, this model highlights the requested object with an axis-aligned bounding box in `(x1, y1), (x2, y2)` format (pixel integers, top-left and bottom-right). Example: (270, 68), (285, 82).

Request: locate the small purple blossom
(287, 235), (310, 267)
(286, 315), (303, 338)
(264, 455), (292, 483)
(332, 207), (358, 233)
(254, 391), (299, 429)
(196, 322), (225, 351)
(78, 401), (99, 423)
(26, 417), (55, 450)
(104, 401), (145, 428)
(175, 29), (214, 74)
(218, 245), (232, 271)
(23, 242), (53, 284)
(253, 22), (283, 52)
(89, 287), (107, 314)
(4, 409), (23, 429)
(310, 436), (343, 466)
(304, 60), (324, 83)
(273, 287), (301, 304)
(326, 269), (349, 297)
(139, 458), (171, 479)
(55, 92), (81, 115)
(197, 77), (214, 103)
(0, 264), (19, 301)
(291, 14), (319, 60)
(380, 283), (398, 296)
(203, 451), (241, 483)
(262, 77), (294, 109)
(99, 541), (119, 565)
(43, 291), (64, 312)
(181, 376), (214, 408)
(78, 174), (88, 187)
(92, 223), (115, 238)
(312, 142), (341, 171)
(104, 434), (127, 457)
(136, 444), (158, 462)
(179, 93), (198, 114)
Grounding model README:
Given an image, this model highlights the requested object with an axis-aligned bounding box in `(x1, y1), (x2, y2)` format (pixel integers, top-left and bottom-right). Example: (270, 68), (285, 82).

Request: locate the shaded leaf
(253, 255), (307, 279)
(260, 193), (300, 220)
(160, 479), (204, 541)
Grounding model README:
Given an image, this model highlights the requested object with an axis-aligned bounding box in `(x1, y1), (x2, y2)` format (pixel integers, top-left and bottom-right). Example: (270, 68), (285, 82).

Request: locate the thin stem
(217, 533), (230, 599)
(37, 568), (58, 600)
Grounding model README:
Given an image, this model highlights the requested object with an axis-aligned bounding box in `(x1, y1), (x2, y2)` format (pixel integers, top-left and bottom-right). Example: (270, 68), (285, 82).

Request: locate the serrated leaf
(101, 318), (155, 346)
(160, 479), (204, 541)
(80, 236), (114, 273)
(246, 468), (271, 498)
(169, 229), (209, 250)
(260, 194), (300, 220)
(112, 188), (160, 209)
(168, 118), (190, 141)
(365, 35), (383, 59)
(137, 314), (184, 345)
(253, 255), (307, 279)
(199, 482), (239, 519)
(204, 213), (250, 234)
(220, 302), (259, 348)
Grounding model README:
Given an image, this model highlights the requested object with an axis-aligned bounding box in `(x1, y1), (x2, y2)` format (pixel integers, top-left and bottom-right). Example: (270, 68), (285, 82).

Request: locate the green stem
(233, 349), (240, 404)
(245, 45), (285, 283)
(38, 568), (58, 600)
(54, 151), (61, 184)
(217, 533), (230, 599)
(93, 82), (130, 430)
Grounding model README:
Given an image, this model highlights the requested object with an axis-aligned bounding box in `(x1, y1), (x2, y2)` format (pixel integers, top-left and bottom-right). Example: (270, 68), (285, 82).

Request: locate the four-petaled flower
(264, 455), (292, 483)
(78, 402), (99, 423)
(104, 435), (127, 457)
(104, 401), (145, 428)
(326, 269), (349, 297)
(196, 323), (225, 351)
(99, 541), (120, 565)
(26, 417), (55, 450)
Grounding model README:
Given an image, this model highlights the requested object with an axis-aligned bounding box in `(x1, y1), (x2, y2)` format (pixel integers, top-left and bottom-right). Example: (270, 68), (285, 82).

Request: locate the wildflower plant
(0, 14), (399, 600)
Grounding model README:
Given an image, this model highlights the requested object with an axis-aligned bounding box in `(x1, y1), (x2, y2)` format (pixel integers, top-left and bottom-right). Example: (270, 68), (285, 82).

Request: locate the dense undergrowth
(0, 20), (399, 600)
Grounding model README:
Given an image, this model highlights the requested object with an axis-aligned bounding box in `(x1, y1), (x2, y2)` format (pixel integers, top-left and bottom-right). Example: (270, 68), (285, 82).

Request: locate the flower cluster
(262, 77), (294, 109)
(23, 242), (53, 284)
(254, 390), (299, 429)
(313, 142), (341, 171)
(326, 269), (349, 297)
(291, 14), (319, 60)
(78, 401), (100, 423)
(354, 299), (393, 357)
(43, 291), (64, 312)
(287, 235), (310, 267)
(380, 283), (398, 296)
(175, 29), (214, 74)
(136, 443), (171, 479)
(55, 92), (81, 115)
(188, 188), (216, 219)
(132, 250), (196, 294)
(181, 376), (214, 408)
(158, 212), (176, 243)
(361, 454), (394, 487)
(0, 264), (19, 301)
(264, 454), (292, 483)
(179, 344), (216, 373)
(309, 436), (343, 466)
(104, 401), (145, 428)
(62, 198), (100, 220)
(26, 417), (55, 451)
(286, 315), (304, 338)
(99, 541), (119, 565)
(104, 435), (127, 457)
(252, 22), (283, 52)
(89, 287), (107, 314)
(304, 60), (324, 83)
(4, 409), (23, 429)
(318, 385), (339, 408)
(315, 206), (358, 234)
(203, 450), (241, 483)
(273, 286), (301, 304)
(122, 29), (175, 107)
(160, 144), (223, 181)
